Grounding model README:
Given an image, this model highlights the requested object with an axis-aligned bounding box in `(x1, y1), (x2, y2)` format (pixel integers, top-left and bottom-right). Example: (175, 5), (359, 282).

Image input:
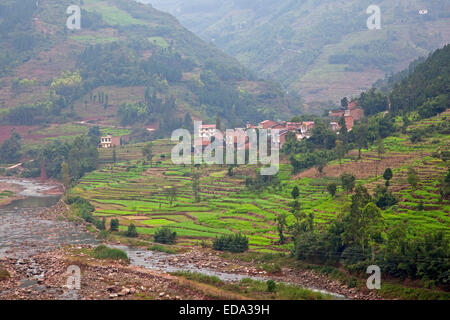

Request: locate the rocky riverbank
(0, 247), (214, 300)
(160, 249), (381, 300)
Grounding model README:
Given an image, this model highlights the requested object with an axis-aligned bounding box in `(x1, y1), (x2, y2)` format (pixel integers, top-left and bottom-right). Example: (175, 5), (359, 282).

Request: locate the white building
(198, 124), (217, 139)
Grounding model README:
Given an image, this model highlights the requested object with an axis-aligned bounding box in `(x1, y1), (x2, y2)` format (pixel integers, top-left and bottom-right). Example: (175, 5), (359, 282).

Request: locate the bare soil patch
(294, 152), (417, 180)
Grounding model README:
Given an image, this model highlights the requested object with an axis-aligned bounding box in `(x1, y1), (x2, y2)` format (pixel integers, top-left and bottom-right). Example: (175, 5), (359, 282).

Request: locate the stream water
(0, 178), (346, 299)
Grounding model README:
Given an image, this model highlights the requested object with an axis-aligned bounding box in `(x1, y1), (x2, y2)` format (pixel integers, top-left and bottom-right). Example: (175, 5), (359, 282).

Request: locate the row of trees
(290, 182), (449, 289)
(286, 114), (396, 174)
(36, 129), (100, 185)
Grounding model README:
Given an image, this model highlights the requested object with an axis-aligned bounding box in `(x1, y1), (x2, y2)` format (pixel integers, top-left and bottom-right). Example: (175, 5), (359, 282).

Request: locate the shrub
(91, 245), (128, 261)
(65, 196), (94, 212)
(347, 278), (357, 288)
(97, 230), (109, 240)
(262, 263), (281, 274)
(327, 183), (337, 197)
(375, 188), (398, 209)
(407, 168), (419, 188)
(126, 224), (138, 238)
(154, 227), (177, 244)
(213, 233), (249, 253)
(266, 280), (276, 293)
(110, 219), (119, 232)
(148, 244), (176, 254)
(417, 201), (424, 211)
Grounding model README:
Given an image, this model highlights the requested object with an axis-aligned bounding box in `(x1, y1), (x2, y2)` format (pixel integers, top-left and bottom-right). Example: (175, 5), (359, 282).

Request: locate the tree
(336, 139), (346, 168)
(192, 172), (201, 203)
(50, 71), (82, 108)
(275, 213), (287, 244)
(316, 157), (327, 175)
(110, 219), (119, 232)
(289, 198), (310, 236)
(341, 173), (356, 197)
(343, 186), (383, 253)
(112, 147), (117, 163)
(154, 227), (177, 244)
(266, 280), (276, 293)
(126, 224), (138, 237)
(183, 113), (193, 132)
(61, 161), (70, 189)
(100, 217), (106, 231)
(166, 186), (177, 207)
(215, 114), (222, 131)
(0, 131), (22, 164)
(104, 94), (109, 109)
(341, 97), (348, 109)
(374, 185), (398, 209)
(227, 165), (234, 177)
(407, 168), (419, 188)
(353, 124), (368, 160)
(383, 168), (393, 187)
(67, 136), (99, 181)
(327, 183), (337, 198)
(142, 142), (153, 166)
(213, 233), (248, 253)
(291, 186), (300, 200)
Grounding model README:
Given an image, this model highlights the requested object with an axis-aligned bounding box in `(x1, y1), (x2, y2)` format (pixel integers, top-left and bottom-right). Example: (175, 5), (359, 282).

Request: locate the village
(99, 100), (364, 150)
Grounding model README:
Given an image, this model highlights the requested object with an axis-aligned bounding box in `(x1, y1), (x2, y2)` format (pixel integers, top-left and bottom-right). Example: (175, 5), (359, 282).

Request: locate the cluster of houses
(328, 100), (364, 132)
(194, 100), (364, 149)
(193, 120), (315, 150)
(99, 100), (364, 150)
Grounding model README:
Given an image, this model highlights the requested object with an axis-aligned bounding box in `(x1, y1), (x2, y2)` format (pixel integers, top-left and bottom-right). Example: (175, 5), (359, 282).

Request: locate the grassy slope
(0, 0), (294, 130)
(144, 0), (450, 104)
(72, 109), (450, 252)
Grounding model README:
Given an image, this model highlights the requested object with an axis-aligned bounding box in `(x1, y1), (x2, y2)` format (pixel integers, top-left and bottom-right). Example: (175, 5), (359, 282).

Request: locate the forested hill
(285, 44), (450, 175)
(143, 0), (450, 105)
(0, 0), (301, 131)
(358, 44), (450, 118)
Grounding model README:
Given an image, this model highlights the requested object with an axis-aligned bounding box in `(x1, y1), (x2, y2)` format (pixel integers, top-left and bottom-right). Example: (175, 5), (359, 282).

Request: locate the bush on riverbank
(125, 224), (138, 237)
(213, 233), (249, 253)
(91, 245), (128, 261)
(154, 227), (177, 244)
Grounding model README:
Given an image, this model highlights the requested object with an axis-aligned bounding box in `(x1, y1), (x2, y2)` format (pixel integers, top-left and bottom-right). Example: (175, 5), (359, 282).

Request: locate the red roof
(201, 124), (216, 129)
(259, 120), (277, 129)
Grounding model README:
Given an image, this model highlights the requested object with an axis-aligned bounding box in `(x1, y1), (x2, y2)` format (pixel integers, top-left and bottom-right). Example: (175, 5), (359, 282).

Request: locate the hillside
(0, 0), (300, 134)
(66, 44), (450, 298)
(143, 0), (450, 106)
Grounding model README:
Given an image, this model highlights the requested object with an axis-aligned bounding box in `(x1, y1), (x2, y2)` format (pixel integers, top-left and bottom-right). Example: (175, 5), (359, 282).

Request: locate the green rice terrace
(72, 111), (450, 252)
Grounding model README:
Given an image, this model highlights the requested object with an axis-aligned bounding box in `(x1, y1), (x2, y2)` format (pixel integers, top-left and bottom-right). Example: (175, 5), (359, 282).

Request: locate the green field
(73, 112), (450, 251)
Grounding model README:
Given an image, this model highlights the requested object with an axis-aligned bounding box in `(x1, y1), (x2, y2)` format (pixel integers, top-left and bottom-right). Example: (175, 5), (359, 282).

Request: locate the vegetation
(213, 233), (249, 253)
(171, 271), (330, 300)
(91, 245), (129, 261)
(0, 131), (21, 164)
(150, 0), (450, 103)
(154, 227), (177, 245)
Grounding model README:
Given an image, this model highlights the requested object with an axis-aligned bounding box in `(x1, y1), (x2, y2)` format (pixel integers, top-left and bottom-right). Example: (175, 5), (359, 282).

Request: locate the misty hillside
(143, 0), (450, 104)
(0, 0), (301, 131)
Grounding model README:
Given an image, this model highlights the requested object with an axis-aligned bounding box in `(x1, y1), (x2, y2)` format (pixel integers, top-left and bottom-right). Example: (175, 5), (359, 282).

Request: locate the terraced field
(73, 111), (450, 251)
